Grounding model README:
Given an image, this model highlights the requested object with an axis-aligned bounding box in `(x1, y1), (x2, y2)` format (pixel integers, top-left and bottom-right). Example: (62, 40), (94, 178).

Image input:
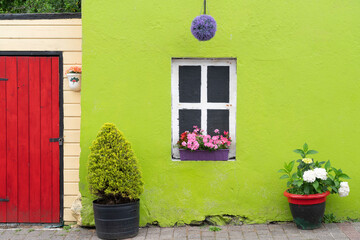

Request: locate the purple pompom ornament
(191, 14), (217, 41)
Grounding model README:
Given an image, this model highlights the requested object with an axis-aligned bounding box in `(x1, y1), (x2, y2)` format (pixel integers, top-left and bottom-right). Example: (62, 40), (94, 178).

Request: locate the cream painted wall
(0, 18), (82, 223)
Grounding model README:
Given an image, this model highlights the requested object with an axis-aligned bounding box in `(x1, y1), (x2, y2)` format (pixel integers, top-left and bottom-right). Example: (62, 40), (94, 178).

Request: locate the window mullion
(201, 64), (207, 134)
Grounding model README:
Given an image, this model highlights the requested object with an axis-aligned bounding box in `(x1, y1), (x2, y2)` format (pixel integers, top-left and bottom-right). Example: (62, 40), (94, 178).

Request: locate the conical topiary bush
(88, 123), (143, 204)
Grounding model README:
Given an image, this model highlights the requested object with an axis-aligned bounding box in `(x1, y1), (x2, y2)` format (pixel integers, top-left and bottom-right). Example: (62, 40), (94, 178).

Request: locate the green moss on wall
(81, 0), (360, 226)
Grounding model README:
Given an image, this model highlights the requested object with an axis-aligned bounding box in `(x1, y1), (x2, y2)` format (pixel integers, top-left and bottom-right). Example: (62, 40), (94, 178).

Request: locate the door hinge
(49, 137), (63, 146)
(0, 78), (8, 81)
(0, 198), (9, 202)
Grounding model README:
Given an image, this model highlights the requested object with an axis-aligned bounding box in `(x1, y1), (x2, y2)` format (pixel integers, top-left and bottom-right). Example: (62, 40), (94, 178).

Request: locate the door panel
(0, 56), (61, 223)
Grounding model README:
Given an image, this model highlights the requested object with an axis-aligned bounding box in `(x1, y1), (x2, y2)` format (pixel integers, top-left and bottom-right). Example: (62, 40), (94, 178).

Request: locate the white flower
(314, 168), (327, 180)
(303, 170), (316, 183)
(339, 182), (350, 197)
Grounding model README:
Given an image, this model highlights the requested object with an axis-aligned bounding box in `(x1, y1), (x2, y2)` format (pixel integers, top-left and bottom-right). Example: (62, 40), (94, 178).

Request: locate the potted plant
(177, 126), (231, 161)
(66, 66), (81, 91)
(88, 123), (144, 239)
(279, 143), (350, 230)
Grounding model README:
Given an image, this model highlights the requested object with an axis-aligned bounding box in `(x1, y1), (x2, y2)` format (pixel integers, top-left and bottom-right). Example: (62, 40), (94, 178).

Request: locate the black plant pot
(289, 202), (326, 230)
(93, 199), (140, 240)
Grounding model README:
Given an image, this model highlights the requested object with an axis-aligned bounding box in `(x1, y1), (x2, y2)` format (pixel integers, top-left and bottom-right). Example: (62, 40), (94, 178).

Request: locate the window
(171, 58), (237, 160)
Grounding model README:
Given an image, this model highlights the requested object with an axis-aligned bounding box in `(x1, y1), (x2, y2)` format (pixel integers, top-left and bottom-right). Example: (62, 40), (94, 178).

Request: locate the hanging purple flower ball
(191, 14), (217, 41)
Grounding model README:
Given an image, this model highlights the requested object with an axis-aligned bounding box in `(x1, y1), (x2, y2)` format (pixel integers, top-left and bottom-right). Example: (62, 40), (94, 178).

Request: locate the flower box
(179, 149), (229, 161)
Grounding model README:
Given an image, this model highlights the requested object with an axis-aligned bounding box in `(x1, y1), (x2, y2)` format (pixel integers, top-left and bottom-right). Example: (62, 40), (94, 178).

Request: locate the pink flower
(193, 125), (198, 129)
(212, 136), (219, 141)
(187, 133), (196, 141)
(214, 129), (219, 134)
(181, 141), (187, 146)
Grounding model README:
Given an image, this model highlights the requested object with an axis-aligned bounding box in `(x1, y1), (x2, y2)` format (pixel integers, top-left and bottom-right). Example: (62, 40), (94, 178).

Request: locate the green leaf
(280, 175), (289, 179)
(306, 150), (318, 155)
(294, 180), (303, 187)
(292, 173), (298, 179)
(325, 160), (331, 171)
(312, 181), (319, 189)
(278, 169), (287, 173)
(293, 149), (304, 154)
(338, 173), (351, 179)
(288, 160), (295, 172)
(304, 185), (310, 195)
(303, 143), (308, 152)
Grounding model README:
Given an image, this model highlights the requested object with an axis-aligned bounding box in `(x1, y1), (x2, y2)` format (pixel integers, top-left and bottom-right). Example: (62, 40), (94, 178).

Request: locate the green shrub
(88, 123), (143, 204)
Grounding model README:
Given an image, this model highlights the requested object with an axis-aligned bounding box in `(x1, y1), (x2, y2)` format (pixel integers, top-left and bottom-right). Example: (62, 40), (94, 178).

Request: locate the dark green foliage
(323, 213), (340, 223)
(0, 0), (80, 13)
(88, 123), (144, 204)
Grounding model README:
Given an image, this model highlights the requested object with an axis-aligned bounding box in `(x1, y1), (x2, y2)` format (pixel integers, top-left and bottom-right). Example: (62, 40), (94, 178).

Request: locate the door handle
(0, 198), (9, 202)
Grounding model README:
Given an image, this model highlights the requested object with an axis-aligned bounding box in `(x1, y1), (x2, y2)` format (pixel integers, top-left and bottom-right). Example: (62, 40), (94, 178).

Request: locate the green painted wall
(80, 0), (360, 226)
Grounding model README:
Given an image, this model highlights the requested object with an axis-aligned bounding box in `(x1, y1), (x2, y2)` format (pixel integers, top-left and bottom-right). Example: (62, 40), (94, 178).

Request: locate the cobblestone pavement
(1, 222), (360, 240)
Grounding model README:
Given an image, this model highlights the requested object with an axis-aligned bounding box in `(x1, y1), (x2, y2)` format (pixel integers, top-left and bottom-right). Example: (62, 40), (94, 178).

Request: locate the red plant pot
(284, 191), (330, 230)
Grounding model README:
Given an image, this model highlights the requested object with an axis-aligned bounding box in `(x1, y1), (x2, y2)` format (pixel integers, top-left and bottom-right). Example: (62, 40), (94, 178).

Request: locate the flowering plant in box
(177, 126), (231, 151)
(66, 66), (82, 74)
(279, 143), (350, 197)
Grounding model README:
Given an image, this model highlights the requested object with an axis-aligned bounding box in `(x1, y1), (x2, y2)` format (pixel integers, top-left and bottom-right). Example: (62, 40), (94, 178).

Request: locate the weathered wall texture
(81, 0), (360, 226)
(0, 18), (82, 223)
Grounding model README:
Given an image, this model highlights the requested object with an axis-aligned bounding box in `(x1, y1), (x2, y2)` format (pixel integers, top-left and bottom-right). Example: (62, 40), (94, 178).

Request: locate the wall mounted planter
(179, 149), (229, 161)
(284, 191), (330, 230)
(67, 73), (81, 91)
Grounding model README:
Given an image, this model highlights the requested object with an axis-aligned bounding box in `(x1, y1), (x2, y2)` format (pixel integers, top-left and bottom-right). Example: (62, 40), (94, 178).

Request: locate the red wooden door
(0, 56), (60, 223)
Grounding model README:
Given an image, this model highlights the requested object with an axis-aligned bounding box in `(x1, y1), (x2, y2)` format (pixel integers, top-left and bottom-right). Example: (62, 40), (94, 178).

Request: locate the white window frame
(171, 58), (237, 160)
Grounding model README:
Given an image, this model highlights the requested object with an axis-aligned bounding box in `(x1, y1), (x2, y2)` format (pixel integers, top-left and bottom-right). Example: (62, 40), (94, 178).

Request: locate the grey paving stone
(159, 227), (173, 240)
(49, 236), (66, 240)
(90, 235), (102, 240)
(242, 225), (256, 231)
(228, 226), (243, 232)
(145, 233), (160, 240)
(215, 232), (229, 238)
(13, 229), (28, 235)
(229, 231), (244, 239)
(25, 230), (41, 237)
(173, 228), (187, 238)
(258, 236), (273, 240)
(147, 227), (161, 234)
(132, 235), (146, 240)
(10, 234), (26, 240)
(24, 237), (41, 240)
(243, 232), (259, 240)
(202, 231), (215, 237)
(271, 236), (288, 240)
(268, 225), (284, 233)
(255, 225), (269, 231)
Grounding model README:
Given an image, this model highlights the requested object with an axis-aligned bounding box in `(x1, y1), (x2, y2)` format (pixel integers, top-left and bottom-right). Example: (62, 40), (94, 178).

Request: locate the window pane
(179, 66), (201, 103)
(207, 110), (229, 135)
(179, 109), (201, 136)
(207, 66), (229, 103)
